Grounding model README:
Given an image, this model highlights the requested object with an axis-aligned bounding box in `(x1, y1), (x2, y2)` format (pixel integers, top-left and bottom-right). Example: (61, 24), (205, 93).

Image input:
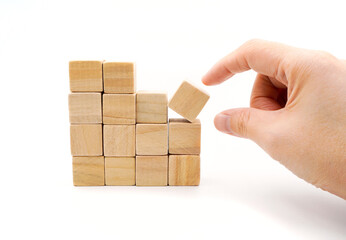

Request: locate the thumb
(214, 108), (279, 142)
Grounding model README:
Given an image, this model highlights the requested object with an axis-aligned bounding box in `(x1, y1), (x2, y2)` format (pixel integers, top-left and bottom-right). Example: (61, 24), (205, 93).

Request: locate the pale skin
(202, 39), (346, 199)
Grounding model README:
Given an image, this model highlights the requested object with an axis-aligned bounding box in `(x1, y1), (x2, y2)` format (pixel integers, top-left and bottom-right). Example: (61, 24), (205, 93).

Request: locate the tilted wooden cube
(105, 157), (135, 186)
(68, 93), (102, 123)
(69, 61), (103, 92)
(73, 156), (105, 186)
(104, 125), (135, 157)
(136, 124), (168, 155)
(103, 94), (136, 124)
(169, 155), (200, 186)
(136, 156), (168, 186)
(70, 124), (103, 156)
(136, 91), (167, 123)
(168, 81), (209, 122)
(169, 118), (201, 154)
(103, 62), (135, 93)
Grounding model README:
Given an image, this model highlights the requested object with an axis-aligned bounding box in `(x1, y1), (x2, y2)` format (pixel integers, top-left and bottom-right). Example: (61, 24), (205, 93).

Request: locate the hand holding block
(136, 124), (168, 155)
(104, 125), (135, 156)
(103, 62), (135, 93)
(169, 155), (200, 186)
(69, 61), (103, 92)
(103, 94), (136, 124)
(136, 156), (168, 186)
(169, 118), (201, 154)
(70, 124), (103, 156)
(105, 157), (135, 186)
(168, 81), (209, 122)
(69, 93), (102, 123)
(73, 156), (105, 186)
(136, 91), (167, 123)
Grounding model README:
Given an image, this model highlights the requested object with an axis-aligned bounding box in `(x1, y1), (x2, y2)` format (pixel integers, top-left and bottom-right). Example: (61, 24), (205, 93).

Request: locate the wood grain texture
(168, 81), (209, 122)
(69, 61), (103, 92)
(103, 125), (135, 156)
(73, 156), (105, 186)
(136, 156), (168, 186)
(136, 91), (167, 123)
(168, 155), (200, 186)
(68, 93), (102, 123)
(169, 118), (201, 154)
(103, 94), (136, 124)
(136, 124), (168, 155)
(103, 62), (135, 93)
(70, 124), (103, 156)
(105, 157), (135, 186)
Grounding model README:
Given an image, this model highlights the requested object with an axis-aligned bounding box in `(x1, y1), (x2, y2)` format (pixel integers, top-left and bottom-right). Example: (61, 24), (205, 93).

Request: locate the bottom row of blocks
(73, 155), (200, 186)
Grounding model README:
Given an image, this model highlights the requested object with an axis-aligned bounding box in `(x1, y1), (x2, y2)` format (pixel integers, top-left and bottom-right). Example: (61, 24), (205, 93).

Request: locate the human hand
(202, 39), (346, 199)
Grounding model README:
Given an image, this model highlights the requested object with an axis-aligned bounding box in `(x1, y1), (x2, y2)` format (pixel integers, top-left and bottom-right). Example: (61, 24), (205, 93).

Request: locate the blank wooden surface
(103, 62), (135, 93)
(136, 91), (167, 123)
(169, 118), (201, 154)
(136, 124), (168, 155)
(69, 61), (103, 92)
(168, 155), (200, 186)
(103, 125), (135, 156)
(73, 156), (105, 186)
(105, 157), (135, 186)
(68, 93), (102, 123)
(136, 156), (168, 186)
(168, 81), (209, 122)
(70, 124), (103, 156)
(103, 94), (136, 124)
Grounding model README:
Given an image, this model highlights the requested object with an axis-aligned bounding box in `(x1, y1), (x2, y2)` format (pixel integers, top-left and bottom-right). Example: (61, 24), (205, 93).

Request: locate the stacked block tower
(68, 61), (209, 186)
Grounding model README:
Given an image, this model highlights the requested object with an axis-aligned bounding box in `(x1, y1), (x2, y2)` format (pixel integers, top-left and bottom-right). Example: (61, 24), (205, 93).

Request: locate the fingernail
(214, 113), (233, 134)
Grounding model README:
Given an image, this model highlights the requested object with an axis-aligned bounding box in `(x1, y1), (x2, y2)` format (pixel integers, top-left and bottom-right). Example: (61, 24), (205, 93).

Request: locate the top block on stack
(69, 61), (103, 92)
(103, 62), (135, 93)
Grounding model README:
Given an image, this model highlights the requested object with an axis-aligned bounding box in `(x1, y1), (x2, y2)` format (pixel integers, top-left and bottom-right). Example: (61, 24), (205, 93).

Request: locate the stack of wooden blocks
(69, 61), (209, 186)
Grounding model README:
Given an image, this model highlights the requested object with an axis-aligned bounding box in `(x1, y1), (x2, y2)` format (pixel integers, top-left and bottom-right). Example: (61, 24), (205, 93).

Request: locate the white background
(0, 0), (345, 239)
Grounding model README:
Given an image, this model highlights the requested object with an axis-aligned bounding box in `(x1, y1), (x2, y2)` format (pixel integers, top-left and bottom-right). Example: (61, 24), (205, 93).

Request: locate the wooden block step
(136, 124), (168, 156)
(69, 61), (103, 92)
(136, 156), (168, 186)
(68, 93), (102, 124)
(103, 62), (135, 93)
(105, 157), (135, 186)
(104, 125), (135, 157)
(103, 94), (136, 124)
(169, 155), (200, 186)
(70, 124), (103, 156)
(136, 91), (167, 123)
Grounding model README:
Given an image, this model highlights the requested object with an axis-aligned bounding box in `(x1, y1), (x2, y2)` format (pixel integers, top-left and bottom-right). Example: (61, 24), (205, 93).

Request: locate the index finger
(202, 39), (292, 86)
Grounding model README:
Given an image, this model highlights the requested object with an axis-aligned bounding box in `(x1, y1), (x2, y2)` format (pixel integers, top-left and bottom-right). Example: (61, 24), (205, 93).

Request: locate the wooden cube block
(169, 118), (201, 154)
(73, 156), (104, 186)
(103, 94), (136, 124)
(68, 93), (102, 123)
(136, 91), (167, 123)
(105, 157), (135, 186)
(136, 124), (168, 155)
(104, 125), (135, 156)
(169, 155), (200, 186)
(70, 124), (103, 156)
(168, 81), (210, 122)
(136, 156), (168, 186)
(103, 62), (135, 93)
(69, 61), (103, 92)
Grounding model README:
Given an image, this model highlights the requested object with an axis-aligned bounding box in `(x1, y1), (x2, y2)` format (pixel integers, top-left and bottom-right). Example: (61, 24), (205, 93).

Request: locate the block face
(169, 155), (200, 186)
(69, 61), (103, 92)
(70, 124), (103, 156)
(104, 125), (135, 156)
(105, 157), (135, 186)
(103, 62), (135, 93)
(169, 118), (201, 154)
(136, 91), (167, 123)
(68, 93), (102, 123)
(73, 156), (105, 186)
(103, 94), (136, 124)
(168, 81), (209, 122)
(136, 156), (168, 186)
(136, 124), (168, 155)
